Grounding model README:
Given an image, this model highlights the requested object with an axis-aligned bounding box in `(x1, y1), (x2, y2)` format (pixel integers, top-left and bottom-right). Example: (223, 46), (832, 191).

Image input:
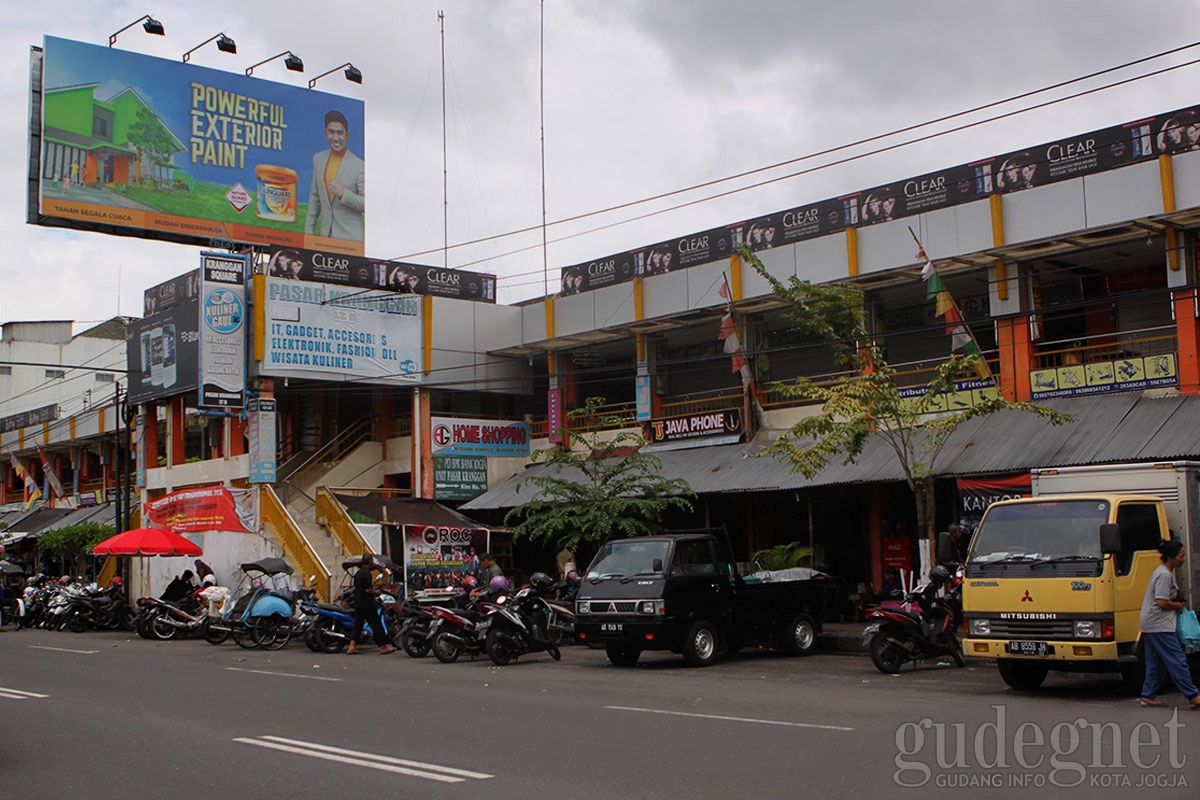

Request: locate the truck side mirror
(936, 531), (953, 564)
(1099, 523), (1121, 555)
(652, 558), (663, 573)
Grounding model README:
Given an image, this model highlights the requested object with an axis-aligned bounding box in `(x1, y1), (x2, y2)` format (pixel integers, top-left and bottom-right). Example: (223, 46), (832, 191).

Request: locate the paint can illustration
(255, 165), (298, 222)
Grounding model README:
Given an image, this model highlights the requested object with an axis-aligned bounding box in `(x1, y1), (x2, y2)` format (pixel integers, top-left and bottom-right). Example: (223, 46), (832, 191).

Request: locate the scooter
(863, 565), (964, 674)
(302, 588), (403, 653)
(479, 573), (562, 666)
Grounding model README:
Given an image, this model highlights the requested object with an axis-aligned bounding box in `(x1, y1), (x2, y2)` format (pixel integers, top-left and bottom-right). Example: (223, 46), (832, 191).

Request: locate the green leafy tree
(125, 108), (177, 185)
(742, 244), (1073, 556)
(38, 521), (115, 577)
(505, 397), (695, 553)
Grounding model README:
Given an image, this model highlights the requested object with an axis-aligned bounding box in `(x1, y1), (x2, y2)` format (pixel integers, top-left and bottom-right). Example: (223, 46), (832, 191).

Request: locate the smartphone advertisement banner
(126, 301), (200, 404)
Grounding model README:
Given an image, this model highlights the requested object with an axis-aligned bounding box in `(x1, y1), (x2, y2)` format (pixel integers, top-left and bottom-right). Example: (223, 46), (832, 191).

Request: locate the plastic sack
(1178, 608), (1200, 649)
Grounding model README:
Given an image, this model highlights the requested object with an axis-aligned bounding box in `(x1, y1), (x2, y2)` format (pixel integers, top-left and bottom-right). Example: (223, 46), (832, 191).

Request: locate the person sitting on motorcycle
(160, 570), (197, 603)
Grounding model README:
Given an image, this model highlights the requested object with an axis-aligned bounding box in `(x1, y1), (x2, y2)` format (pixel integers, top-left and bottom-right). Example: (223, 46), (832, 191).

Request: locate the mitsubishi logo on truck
(607, 603), (617, 614)
(1020, 590), (1034, 602)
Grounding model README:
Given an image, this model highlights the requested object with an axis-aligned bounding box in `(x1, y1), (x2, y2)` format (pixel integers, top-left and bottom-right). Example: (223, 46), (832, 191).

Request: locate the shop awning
(38, 502), (122, 535)
(333, 494), (489, 529)
(0, 508), (77, 544)
(462, 391), (1200, 510)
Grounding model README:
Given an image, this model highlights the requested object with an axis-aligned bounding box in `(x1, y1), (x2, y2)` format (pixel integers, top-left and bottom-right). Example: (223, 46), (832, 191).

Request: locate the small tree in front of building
(505, 396), (695, 554)
(38, 521), (115, 577)
(742, 245), (1073, 562)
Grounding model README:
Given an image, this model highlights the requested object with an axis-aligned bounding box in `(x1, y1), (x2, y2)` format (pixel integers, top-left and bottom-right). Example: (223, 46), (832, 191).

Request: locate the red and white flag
(36, 444), (66, 498)
(718, 314), (752, 385)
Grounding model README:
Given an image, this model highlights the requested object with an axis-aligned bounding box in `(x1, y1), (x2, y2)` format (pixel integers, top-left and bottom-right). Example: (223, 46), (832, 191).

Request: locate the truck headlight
(1074, 620), (1099, 639)
(577, 601), (590, 615)
(969, 619), (991, 637)
(638, 600), (664, 615)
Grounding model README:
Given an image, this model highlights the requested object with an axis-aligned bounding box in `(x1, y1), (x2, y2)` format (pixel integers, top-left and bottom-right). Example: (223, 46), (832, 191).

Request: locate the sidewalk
(817, 621), (868, 655)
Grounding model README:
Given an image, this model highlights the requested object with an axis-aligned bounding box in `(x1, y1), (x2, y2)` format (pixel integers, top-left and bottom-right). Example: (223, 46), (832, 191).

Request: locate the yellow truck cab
(962, 462), (1199, 691)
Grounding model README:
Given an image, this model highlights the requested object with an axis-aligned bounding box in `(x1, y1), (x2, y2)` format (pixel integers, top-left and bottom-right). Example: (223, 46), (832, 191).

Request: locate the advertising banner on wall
(402, 523), (490, 592)
(261, 276), (423, 384)
(0, 404), (59, 433)
(267, 245), (496, 303)
(430, 417), (531, 458)
(199, 252), (247, 408)
(559, 104), (1200, 294)
(433, 455), (489, 501)
(36, 36), (366, 254)
(126, 300), (200, 404)
(144, 485), (253, 533)
(647, 408), (742, 445)
(247, 398), (277, 484)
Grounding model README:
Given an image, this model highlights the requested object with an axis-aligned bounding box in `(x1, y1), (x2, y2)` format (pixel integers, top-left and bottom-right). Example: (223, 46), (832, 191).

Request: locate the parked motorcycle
(863, 565), (964, 674)
(64, 578), (134, 632)
(303, 586), (404, 654)
(429, 588), (508, 663)
(480, 572), (562, 666)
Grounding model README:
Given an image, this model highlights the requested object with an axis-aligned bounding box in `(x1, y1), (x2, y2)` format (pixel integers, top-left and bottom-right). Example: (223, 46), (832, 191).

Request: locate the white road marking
(0, 687), (50, 700)
(234, 735), (494, 783)
(605, 705), (855, 731)
(225, 667), (342, 682)
(28, 645), (99, 655)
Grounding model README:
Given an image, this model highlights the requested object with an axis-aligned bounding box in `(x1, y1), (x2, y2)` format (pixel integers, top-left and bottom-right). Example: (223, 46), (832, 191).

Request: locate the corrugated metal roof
(462, 392), (1200, 509)
(39, 502), (119, 534)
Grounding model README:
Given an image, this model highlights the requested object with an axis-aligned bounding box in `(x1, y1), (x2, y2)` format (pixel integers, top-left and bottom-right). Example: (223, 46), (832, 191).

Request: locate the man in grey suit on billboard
(305, 110), (365, 241)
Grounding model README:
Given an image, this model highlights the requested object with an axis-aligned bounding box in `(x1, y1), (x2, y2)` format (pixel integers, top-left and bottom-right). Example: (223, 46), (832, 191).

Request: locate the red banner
(144, 486), (252, 534)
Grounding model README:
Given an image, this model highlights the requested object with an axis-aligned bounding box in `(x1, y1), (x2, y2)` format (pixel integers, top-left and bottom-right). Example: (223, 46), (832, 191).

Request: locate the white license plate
(601, 623), (623, 632)
(1006, 640), (1048, 656)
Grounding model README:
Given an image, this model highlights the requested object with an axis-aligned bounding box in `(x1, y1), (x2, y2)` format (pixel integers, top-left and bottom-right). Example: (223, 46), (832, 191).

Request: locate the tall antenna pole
(540, 0), (549, 295)
(439, 10), (448, 270)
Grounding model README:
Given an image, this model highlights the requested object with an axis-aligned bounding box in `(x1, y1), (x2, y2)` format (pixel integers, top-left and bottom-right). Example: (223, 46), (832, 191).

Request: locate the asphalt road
(2, 629), (1197, 799)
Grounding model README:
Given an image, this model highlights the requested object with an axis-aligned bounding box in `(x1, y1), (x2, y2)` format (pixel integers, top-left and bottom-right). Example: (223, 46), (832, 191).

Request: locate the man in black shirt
(346, 558), (395, 655)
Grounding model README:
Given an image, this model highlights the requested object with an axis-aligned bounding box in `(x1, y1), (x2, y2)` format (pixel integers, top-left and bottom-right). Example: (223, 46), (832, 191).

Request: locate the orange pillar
(997, 317), (1035, 402)
(169, 396), (186, 466)
(1175, 289), (1200, 395)
(228, 416), (247, 457)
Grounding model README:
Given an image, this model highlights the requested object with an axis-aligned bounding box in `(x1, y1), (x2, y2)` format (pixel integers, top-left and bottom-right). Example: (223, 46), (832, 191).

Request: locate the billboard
(402, 524), (490, 592)
(35, 36), (366, 255)
(144, 269), (200, 316)
(261, 276), (423, 384)
(199, 252), (247, 408)
(560, 104), (1200, 294)
(126, 300), (200, 404)
(430, 417), (531, 458)
(267, 245), (497, 302)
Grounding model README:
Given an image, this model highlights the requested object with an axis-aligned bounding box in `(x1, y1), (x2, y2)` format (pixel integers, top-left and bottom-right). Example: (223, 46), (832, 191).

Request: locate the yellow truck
(962, 461), (1199, 691)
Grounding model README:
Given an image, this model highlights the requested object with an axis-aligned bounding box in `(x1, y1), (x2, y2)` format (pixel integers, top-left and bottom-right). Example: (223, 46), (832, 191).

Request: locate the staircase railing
(261, 484), (333, 601)
(279, 416), (375, 503)
(315, 485), (372, 560)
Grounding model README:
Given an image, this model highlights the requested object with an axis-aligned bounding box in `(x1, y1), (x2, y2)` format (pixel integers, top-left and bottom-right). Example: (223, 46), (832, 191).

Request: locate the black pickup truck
(574, 529), (841, 667)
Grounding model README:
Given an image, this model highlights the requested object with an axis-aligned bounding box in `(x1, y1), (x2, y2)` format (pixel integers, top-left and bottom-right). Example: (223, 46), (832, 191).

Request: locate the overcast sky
(4, 1), (1200, 326)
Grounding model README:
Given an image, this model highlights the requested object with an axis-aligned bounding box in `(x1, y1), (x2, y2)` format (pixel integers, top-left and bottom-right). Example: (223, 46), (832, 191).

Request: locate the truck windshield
(586, 540), (671, 580)
(971, 500), (1109, 563)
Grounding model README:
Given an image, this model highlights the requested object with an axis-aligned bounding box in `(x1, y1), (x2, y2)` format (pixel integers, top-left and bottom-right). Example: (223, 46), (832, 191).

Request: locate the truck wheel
(682, 620), (719, 667)
(998, 660), (1048, 691)
(782, 613), (818, 656)
(605, 644), (641, 667)
(1119, 640), (1146, 695)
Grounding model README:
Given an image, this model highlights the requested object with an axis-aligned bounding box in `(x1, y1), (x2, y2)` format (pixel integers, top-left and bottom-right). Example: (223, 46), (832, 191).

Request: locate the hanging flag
(36, 444), (65, 498)
(718, 313), (754, 386)
(718, 278), (730, 300)
(917, 242), (991, 380)
(7, 449), (43, 509)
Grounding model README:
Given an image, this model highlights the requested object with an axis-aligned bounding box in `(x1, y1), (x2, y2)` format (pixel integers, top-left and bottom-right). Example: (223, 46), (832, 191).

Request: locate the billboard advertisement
(36, 36), (366, 254)
(199, 252), (247, 408)
(402, 523), (490, 592)
(144, 485), (253, 534)
(433, 455), (489, 501)
(560, 104), (1200, 294)
(144, 269), (200, 316)
(261, 276), (423, 384)
(126, 300), (200, 404)
(430, 417), (531, 458)
(266, 245), (497, 302)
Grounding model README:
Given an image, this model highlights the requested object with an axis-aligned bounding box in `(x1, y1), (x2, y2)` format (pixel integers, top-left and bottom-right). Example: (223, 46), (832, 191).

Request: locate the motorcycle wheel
(119, 608), (137, 633)
(432, 631), (461, 664)
(202, 617), (232, 645)
(486, 627), (517, 666)
(66, 610), (89, 633)
(382, 610), (404, 648)
(135, 611), (155, 639)
(869, 633), (905, 674)
(401, 628), (431, 658)
(312, 619), (346, 654)
(150, 612), (178, 641)
(950, 637), (966, 668)
(547, 642), (561, 661)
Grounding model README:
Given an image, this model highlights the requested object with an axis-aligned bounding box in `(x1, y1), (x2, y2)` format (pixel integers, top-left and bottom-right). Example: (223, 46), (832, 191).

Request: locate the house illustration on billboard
(42, 82), (188, 192)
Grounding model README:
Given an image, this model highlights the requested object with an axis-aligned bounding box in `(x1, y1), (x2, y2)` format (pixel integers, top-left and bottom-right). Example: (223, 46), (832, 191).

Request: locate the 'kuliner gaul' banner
(38, 36), (366, 255)
(144, 486), (253, 534)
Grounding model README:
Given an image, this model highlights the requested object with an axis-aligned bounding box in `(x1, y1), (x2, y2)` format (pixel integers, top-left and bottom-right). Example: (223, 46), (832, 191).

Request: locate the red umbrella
(93, 527), (203, 557)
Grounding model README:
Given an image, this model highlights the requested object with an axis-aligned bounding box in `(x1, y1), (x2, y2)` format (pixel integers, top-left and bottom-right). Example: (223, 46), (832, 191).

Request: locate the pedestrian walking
(1138, 539), (1200, 709)
(346, 557), (395, 655)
